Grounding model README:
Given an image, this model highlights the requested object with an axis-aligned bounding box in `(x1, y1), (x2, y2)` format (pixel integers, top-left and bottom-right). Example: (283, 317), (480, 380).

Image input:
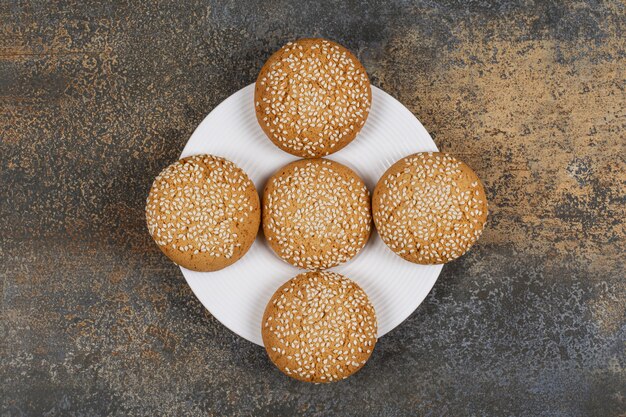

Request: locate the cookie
(255, 38), (372, 158)
(372, 152), (488, 264)
(146, 154), (260, 271)
(262, 271), (377, 383)
(263, 158), (371, 270)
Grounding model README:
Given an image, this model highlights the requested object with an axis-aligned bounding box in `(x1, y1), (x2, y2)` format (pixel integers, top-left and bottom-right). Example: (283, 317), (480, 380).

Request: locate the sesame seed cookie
(263, 159), (371, 270)
(146, 154), (260, 272)
(372, 152), (488, 264)
(262, 271), (377, 383)
(255, 38), (372, 158)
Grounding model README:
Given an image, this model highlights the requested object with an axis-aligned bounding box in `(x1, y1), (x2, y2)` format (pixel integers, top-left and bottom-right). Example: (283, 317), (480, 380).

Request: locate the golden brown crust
(372, 152), (488, 264)
(255, 38), (371, 158)
(262, 158), (371, 270)
(145, 154), (260, 271)
(262, 271), (377, 383)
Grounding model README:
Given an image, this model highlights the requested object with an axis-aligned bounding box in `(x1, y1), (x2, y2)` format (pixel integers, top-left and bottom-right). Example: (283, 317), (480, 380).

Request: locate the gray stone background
(1, 1), (624, 416)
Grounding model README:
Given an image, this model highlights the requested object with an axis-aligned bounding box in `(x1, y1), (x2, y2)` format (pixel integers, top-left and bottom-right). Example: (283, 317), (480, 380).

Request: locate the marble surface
(1, 1), (624, 416)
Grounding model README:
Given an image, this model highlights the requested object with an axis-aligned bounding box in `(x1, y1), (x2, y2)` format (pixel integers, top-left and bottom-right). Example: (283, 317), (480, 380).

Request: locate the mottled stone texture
(1, 0), (624, 416)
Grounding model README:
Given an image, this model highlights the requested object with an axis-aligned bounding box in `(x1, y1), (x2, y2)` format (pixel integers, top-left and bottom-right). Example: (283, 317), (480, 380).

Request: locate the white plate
(180, 83), (443, 346)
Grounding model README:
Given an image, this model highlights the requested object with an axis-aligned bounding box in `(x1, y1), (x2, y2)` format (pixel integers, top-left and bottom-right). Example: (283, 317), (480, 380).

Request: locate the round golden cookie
(255, 38), (372, 158)
(262, 271), (377, 383)
(146, 154), (260, 272)
(372, 152), (488, 264)
(263, 158), (371, 270)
